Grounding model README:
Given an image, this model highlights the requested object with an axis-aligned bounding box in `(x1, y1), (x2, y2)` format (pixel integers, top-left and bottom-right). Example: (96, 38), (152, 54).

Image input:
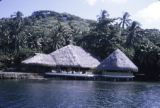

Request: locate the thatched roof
(22, 53), (56, 67)
(22, 45), (100, 69)
(50, 45), (100, 69)
(96, 49), (138, 72)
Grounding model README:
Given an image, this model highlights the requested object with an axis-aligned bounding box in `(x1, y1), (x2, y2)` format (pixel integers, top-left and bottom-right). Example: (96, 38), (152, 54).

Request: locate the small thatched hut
(96, 49), (138, 78)
(49, 45), (100, 73)
(22, 53), (55, 72)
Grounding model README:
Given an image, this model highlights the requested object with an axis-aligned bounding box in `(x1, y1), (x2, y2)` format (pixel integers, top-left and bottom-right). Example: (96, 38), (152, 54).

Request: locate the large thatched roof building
(22, 45), (100, 72)
(50, 45), (100, 69)
(96, 49), (138, 72)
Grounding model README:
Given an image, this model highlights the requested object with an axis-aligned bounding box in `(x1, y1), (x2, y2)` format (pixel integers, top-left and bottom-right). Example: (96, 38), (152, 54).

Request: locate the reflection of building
(96, 49), (138, 80)
(22, 45), (100, 73)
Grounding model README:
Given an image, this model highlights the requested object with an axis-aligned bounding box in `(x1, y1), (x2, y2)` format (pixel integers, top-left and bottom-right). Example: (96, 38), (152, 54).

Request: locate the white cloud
(135, 1), (160, 29)
(110, 0), (128, 4)
(85, 0), (127, 6)
(85, 0), (97, 6)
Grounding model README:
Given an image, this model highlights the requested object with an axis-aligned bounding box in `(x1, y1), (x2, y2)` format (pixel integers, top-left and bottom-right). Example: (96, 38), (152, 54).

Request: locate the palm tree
(119, 12), (131, 29)
(11, 11), (23, 19)
(96, 10), (116, 32)
(10, 11), (24, 54)
(129, 21), (140, 31)
(126, 21), (140, 47)
(97, 10), (109, 22)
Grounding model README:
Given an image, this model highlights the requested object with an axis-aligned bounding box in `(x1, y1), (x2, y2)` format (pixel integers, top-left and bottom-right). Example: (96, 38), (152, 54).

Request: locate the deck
(45, 72), (134, 81)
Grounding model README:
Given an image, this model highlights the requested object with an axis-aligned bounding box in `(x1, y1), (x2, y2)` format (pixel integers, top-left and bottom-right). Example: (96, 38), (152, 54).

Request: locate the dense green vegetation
(0, 10), (160, 80)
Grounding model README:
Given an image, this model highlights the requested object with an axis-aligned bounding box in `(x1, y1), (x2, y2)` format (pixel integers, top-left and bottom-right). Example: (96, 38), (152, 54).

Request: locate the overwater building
(22, 45), (100, 73)
(96, 49), (138, 80)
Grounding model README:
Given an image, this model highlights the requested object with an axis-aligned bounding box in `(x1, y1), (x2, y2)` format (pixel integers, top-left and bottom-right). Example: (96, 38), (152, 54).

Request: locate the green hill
(0, 10), (160, 80)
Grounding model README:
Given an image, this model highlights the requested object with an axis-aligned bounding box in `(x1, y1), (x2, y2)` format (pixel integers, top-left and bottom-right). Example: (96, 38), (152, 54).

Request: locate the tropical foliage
(0, 10), (160, 80)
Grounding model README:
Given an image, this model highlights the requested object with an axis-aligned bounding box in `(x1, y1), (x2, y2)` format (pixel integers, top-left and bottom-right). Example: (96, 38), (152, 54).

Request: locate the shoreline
(0, 71), (134, 81)
(0, 71), (158, 81)
(0, 71), (45, 80)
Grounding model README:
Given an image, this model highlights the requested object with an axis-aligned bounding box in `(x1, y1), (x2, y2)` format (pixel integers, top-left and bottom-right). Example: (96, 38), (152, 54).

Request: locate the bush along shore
(0, 71), (45, 79)
(0, 10), (160, 80)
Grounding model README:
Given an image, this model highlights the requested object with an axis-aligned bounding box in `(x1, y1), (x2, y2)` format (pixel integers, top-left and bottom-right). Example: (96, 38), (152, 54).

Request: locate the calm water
(0, 80), (160, 108)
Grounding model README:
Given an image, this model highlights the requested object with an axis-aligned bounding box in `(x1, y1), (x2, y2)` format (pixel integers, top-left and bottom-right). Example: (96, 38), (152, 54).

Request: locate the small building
(96, 49), (138, 80)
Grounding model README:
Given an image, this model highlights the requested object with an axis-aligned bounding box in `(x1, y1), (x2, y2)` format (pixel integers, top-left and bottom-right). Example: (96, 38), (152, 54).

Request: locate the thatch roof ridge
(97, 49), (138, 72)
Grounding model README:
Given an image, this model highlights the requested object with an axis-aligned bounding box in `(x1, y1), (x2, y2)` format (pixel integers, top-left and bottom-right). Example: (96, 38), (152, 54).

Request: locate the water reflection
(0, 80), (160, 108)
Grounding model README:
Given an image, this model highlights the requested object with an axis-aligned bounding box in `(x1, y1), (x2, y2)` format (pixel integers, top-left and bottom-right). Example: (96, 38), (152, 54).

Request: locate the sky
(0, 0), (160, 29)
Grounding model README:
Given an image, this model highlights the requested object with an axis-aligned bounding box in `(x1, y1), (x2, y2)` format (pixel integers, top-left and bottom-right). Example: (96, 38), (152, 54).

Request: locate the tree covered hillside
(0, 10), (160, 80)
(0, 10), (94, 65)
